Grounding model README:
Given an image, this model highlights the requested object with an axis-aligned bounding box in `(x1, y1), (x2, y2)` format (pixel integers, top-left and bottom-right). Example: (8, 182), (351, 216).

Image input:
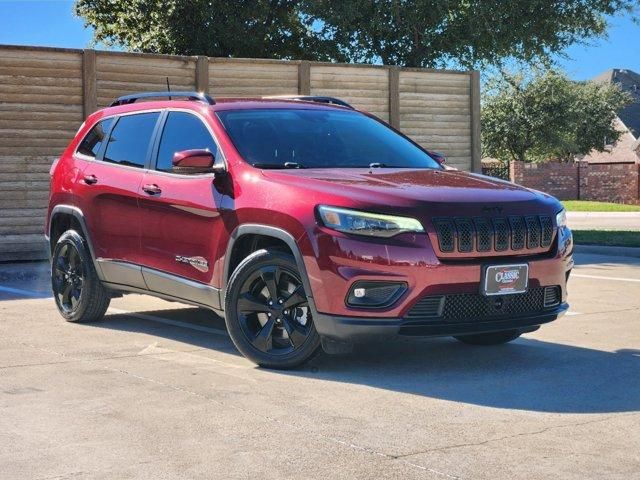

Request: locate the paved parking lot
(1, 253), (639, 479)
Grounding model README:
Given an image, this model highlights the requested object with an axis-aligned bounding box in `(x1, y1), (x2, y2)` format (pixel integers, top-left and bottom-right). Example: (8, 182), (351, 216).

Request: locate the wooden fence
(0, 44), (480, 261)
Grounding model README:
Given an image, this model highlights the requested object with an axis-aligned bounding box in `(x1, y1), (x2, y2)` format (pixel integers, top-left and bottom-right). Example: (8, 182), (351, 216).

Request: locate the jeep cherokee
(46, 91), (573, 368)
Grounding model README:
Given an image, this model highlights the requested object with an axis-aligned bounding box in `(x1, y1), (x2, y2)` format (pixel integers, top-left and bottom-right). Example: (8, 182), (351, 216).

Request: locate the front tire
(224, 249), (320, 369)
(454, 329), (522, 346)
(51, 230), (110, 323)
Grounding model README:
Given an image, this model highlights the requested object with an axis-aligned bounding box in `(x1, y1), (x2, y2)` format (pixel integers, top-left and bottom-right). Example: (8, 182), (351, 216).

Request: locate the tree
(73, 0), (337, 60)
(481, 70), (632, 163)
(75, 0), (639, 67)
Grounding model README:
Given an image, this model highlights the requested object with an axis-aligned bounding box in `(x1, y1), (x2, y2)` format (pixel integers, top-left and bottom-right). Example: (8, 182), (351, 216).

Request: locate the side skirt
(97, 259), (222, 313)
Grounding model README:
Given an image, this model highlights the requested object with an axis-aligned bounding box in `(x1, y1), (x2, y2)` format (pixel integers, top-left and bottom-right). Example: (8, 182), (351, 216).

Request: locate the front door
(137, 110), (225, 305)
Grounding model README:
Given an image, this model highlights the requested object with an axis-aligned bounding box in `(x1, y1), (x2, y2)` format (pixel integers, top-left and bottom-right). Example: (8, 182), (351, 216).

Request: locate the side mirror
(426, 150), (446, 165)
(172, 149), (224, 174)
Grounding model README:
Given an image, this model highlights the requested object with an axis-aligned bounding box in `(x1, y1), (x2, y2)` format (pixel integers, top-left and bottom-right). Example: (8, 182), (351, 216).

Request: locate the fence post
(388, 66), (400, 129)
(196, 56), (209, 93)
(82, 49), (97, 118)
(298, 61), (311, 95)
(470, 70), (481, 173)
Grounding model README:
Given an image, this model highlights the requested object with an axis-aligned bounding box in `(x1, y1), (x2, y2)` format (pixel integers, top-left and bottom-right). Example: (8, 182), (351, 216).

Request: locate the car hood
(262, 168), (556, 213)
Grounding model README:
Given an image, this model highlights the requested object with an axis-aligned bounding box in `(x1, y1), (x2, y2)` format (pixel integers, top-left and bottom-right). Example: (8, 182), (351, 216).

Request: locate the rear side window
(103, 112), (160, 168)
(156, 112), (217, 172)
(77, 118), (113, 158)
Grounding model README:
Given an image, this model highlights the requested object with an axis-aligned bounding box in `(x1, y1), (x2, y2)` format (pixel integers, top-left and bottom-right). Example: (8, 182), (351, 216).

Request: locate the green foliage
(481, 70), (632, 163)
(74, 0), (336, 60)
(75, 0), (639, 67)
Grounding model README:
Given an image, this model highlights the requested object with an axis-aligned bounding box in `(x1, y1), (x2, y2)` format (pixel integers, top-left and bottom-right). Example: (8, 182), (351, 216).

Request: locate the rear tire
(454, 329), (522, 346)
(51, 230), (110, 323)
(224, 249), (320, 369)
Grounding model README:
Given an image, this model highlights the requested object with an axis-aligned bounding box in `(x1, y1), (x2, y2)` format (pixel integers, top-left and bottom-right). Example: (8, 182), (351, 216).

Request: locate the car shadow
(90, 307), (640, 415)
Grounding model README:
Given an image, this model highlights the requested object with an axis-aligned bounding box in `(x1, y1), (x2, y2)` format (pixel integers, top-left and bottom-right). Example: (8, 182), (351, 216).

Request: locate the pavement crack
(393, 414), (639, 459)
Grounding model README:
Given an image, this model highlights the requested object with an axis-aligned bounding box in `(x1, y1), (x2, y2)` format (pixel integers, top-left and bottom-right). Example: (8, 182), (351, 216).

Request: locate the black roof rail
(110, 91), (216, 107)
(262, 95), (354, 109)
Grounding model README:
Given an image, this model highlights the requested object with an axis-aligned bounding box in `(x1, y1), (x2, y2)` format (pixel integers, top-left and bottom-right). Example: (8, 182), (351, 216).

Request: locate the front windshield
(216, 109), (441, 169)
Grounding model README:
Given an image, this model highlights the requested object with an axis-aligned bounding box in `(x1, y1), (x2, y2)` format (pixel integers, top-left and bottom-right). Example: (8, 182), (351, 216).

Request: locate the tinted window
(103, 112), (160, 168)
(216, 109), (440, 169)
(156, 112), (217, 172)
(77, 118), (113, 158)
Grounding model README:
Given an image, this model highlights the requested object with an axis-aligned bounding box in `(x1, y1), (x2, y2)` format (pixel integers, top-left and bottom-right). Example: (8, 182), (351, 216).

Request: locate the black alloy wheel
(237, 265), (312, 355)
(51, 230), (110, 322)
(52, 242), (84, 314)
(225, 249), (321, 368)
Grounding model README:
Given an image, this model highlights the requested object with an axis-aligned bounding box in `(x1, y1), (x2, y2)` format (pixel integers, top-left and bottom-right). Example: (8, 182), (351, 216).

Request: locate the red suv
(46, 91), (573, 368)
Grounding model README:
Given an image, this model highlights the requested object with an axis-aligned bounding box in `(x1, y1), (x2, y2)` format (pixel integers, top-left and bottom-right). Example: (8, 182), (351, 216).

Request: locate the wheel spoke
(61, 283), (72, 305)
(69, 248), (79, 269)
(52, 275), (66, 292)
(283, 285), (306, 309)
(237, 293), (270, 313)
(56, 252), (68, 271)
(252, 317), (275, 352)
(282, 317), (307, 348)
(260, 268), (280, 301)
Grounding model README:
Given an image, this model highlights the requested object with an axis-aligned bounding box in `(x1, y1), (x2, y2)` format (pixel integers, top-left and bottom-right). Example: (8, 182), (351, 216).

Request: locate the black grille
(406, 286), (561, 323)
(433, 215), (554, 254)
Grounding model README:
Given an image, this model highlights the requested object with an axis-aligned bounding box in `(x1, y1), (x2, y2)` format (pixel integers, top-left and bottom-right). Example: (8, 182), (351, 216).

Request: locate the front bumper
(314, 302), (569, 341)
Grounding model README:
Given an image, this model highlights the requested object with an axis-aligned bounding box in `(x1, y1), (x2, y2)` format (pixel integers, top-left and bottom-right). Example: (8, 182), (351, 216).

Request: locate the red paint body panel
(48, 97), (572, 333)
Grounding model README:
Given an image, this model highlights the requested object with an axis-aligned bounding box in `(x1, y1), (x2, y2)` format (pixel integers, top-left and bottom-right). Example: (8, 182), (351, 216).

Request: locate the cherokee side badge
(175, 255), (209, 273)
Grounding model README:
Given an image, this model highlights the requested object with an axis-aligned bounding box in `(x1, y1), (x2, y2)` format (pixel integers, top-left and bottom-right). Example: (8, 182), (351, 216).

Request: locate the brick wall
(510, 161), (640, 204)
(510, 161), (579, 200)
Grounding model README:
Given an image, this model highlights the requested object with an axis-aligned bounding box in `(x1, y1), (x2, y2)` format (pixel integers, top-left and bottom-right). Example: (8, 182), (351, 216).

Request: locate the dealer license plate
(482, 264), (529, 296)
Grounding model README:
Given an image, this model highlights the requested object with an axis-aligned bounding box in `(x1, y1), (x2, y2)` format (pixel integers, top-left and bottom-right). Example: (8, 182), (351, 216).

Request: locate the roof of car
(99, 96), (357, 117)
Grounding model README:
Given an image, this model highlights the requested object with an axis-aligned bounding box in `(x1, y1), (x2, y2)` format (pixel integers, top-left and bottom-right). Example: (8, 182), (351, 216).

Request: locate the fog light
(346, 281), (407, 309)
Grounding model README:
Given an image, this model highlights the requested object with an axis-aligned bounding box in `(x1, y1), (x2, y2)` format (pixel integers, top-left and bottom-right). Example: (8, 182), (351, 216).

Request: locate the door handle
(83, 174), (98, 185)
(142, 184), (162, 195)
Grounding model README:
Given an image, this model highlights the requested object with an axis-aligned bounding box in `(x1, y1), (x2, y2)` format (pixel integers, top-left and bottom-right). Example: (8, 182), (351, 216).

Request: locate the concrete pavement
(0, 254), (639, 479)
(567, 211), (640, 230)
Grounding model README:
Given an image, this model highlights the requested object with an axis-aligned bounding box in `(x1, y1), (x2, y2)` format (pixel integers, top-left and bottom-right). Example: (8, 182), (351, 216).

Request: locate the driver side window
(156, 112), (218, 172)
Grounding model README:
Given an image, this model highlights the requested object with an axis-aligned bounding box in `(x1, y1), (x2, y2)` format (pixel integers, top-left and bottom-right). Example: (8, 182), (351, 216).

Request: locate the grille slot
(433, 218), (455, 252)
(406, 287), (560, 323)
(540, 216), (553, 247)
(455, 218), (474, 252)
(525, 216), (541, 248)
(473, 217), (492, 252)
(405, 296), (444, 319)
(543, 286), (561, 307)
(492, 218), (510, 251)
(509, 216), (526, 250)
(432, 215), (555, 254)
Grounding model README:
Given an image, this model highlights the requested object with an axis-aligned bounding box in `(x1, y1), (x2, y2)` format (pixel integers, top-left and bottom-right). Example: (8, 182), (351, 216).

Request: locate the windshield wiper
(368, 162), (388, 169)
(284, 162), (305, 169)
(252, 162), (305, 169)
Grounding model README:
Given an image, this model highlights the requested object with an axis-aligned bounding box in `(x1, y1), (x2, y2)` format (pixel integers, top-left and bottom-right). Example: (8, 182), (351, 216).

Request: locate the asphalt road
(1, 253), (639, 479)
(566, 212), (640, 231)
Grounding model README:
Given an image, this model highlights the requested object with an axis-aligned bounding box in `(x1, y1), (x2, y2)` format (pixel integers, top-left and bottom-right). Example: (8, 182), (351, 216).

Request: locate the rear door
(75, 111), (161, 287)
(137, 110), (225, 303)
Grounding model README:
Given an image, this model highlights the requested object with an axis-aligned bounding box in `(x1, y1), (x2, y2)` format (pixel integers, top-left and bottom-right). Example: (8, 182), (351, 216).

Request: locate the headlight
(317, 205), (424, 238)
(556, 209), (567, 228)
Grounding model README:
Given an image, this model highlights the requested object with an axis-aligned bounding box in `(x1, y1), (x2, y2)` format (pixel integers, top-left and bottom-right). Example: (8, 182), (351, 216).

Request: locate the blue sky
(1, 0), (638, 80)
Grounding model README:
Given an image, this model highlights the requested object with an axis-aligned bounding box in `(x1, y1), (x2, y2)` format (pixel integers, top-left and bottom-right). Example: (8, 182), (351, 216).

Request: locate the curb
(573, 244), (640, 258)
